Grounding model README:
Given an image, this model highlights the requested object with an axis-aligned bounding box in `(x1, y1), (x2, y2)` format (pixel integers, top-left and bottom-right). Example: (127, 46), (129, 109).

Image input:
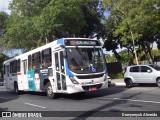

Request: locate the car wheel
(45, 82), (56, 99)
(125, 79), (133, 88)
(156, 78), (160, 87)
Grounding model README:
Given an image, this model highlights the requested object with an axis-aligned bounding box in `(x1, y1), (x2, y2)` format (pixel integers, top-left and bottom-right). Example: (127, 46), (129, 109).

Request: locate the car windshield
(149, 64), (160, 71)
(66, 48), (105, 74)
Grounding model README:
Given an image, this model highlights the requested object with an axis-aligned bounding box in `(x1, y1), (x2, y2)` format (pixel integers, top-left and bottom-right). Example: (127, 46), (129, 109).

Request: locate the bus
(3, 38), (108, 99)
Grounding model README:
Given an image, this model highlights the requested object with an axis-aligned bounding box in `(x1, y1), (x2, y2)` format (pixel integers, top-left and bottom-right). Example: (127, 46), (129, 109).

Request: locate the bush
(108, 72), (123, 79)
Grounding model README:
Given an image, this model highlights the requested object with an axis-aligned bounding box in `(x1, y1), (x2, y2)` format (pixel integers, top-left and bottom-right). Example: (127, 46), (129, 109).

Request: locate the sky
(0, 0), (11, 14)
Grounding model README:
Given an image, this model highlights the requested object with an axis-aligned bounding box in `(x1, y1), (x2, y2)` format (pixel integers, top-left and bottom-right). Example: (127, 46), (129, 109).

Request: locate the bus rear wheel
(45, 82), (56, 99)
(14, 82), (21, 95)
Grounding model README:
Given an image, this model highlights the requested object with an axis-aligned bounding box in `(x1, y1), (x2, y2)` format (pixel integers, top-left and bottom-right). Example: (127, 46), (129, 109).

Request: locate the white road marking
(99, 98), (160, 104)
(0, 97), (9, 99)
(24, 102), (46, 109)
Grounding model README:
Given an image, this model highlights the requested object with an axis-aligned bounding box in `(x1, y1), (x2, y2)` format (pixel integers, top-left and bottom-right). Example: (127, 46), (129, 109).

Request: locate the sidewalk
(111, 78), (125, 86)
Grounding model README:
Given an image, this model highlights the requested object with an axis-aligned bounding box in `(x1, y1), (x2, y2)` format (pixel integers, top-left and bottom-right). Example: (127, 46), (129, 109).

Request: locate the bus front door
(5, 65), (10, 89)
(22, 60), (28, 90)
(54, 51), (67, 93)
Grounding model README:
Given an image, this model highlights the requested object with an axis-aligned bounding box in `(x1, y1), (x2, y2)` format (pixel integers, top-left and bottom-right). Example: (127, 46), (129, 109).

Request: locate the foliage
(0, 53), (9, 72)
(118, 50), (133, 65)
(103, 0), (160, 63)
(107, 48), (160, 65)
(105, 54), (115, 63)
(151, 49), (160, 56)
(108, 72), (123, 79)
(0, 11), (8, 33)
(0, 12), (8, 51)
(1, 0), (103, 52)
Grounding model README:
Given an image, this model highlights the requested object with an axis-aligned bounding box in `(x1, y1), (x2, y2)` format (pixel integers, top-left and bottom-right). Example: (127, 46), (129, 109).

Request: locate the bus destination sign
(65, 39), (101, 46)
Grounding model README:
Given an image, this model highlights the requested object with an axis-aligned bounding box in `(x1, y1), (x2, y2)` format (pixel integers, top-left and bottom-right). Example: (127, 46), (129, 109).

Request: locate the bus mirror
(63, 51), (67, 58)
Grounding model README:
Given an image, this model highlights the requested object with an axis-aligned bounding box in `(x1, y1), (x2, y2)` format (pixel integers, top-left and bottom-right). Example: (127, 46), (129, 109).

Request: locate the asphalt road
(0, 84), (160, 120)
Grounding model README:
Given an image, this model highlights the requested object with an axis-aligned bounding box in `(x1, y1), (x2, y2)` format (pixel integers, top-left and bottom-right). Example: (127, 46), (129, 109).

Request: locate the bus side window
(42, 48), (52, 68)
(32, 52), (41, 70)
(17, 59), (20, 72)
(10, 60), (17, 74)
(28, 55), (32, 70)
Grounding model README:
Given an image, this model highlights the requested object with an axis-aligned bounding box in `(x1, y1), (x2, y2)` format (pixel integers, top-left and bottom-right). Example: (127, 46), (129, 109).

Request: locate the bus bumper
(67, 81), (108, 94)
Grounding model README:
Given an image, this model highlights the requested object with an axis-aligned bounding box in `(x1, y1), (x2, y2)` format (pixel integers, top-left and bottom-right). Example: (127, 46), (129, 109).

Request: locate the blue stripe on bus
(64, 58), (74, 77)
(57, 38), (64, 45)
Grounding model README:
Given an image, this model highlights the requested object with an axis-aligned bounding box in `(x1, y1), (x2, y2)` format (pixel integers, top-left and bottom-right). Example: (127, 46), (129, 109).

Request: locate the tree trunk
(112, 49), (121, 62)
(36, 39), (42, 47)
(148, 48), (154, 63)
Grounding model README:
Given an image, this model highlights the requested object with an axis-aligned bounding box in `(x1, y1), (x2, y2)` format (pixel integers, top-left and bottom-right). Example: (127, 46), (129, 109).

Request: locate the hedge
(108, 72), (123, 79)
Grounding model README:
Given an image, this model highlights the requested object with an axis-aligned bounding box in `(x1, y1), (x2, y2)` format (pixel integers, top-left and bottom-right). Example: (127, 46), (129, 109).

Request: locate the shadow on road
(68, 84), (159, 119)
(56, 85), (128, 100)
(0, 90), (19, 112)
(70, 92), (143, 119)
(11, 84), (128, 100)
(134, 83), (157, 87)
(0, 84), (127, 101)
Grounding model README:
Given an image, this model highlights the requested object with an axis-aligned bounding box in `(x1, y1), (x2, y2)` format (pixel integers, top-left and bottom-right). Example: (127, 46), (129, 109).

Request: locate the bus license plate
(89, 87), (97, 91)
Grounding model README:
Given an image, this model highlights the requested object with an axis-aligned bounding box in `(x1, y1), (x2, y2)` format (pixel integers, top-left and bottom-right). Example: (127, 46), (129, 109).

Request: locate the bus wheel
(45, 82), (56, 99)
(14, 83), (20, 95)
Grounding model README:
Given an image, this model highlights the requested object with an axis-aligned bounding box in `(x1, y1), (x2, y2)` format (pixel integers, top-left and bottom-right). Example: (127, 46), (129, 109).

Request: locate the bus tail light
(69, 77), (79, 85)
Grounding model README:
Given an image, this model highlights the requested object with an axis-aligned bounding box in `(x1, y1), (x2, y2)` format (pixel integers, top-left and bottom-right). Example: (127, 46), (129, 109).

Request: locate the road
(0, 84), (160, 120)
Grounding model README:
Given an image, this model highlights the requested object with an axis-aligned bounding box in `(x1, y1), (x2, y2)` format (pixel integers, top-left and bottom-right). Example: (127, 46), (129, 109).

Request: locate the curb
(114, 83), (125, 86)
(109, 83), (125, 87)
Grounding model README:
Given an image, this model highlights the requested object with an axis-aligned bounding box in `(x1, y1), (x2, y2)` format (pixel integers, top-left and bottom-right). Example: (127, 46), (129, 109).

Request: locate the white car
(124, 64), (160, 88)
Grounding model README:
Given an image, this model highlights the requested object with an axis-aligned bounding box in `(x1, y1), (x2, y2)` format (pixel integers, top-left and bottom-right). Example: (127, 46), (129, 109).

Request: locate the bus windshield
(66, 48), (105, 74)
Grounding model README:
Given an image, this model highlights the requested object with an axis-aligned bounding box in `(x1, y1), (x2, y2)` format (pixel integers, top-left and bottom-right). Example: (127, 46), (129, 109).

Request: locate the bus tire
(45, 82), (56, 99)
(14, 82), (21, 95)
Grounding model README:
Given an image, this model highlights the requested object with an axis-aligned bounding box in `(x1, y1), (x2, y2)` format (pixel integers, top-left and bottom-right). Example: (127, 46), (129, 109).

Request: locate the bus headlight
(69, 77), (79, 85)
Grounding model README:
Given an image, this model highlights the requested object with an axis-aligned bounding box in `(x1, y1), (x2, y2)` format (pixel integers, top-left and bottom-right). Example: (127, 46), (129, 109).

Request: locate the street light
(116, 9), (139, 65)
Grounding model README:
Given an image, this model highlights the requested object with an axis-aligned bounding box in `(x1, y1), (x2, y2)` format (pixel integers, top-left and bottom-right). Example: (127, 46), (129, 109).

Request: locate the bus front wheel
(45, 82), (56, 99)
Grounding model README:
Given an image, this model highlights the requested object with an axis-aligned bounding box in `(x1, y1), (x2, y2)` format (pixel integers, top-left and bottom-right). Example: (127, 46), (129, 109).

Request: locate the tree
(1, 0), (103, 52)
(103, 0), (160, 64)
(80, 0), (104, 38)
(1, 0), (86, 51)
(0, 53), (9, 77)
(0, 12), (8, 33)
(36, 0), (86, 40)
(0, 12), (8, 51)
(103, 14), (122, 62)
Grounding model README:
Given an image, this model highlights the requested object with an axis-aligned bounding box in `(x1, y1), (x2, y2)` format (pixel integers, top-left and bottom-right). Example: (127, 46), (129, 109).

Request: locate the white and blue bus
(3, 38), (108, 99)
